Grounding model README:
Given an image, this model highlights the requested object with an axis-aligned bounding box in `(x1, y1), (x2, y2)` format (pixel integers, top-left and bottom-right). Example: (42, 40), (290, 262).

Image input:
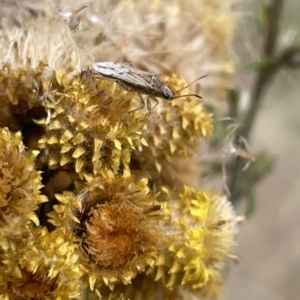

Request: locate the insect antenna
(173, 75), (208, 99)
(173, 93), (203, 99)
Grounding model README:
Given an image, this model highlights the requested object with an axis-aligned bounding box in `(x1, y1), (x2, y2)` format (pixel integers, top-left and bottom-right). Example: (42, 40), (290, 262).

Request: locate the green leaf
(245, 57), (271, 71)
(257, 4), (268, 33)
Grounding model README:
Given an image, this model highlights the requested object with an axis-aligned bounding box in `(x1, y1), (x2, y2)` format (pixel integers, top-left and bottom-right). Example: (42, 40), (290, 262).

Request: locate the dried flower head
(0, 12), (80, 72)
(0, 62), (52, 136)
(0, 227), (82, 299)
(37, 70), (147, 178)
(151, 186), (238, 298)
(49, 170), (161, 290)
(92, 186), (238, 299)
(0, 128), (47, 238)
(60, 0), (236, 87)
(131, 75), (213, 188)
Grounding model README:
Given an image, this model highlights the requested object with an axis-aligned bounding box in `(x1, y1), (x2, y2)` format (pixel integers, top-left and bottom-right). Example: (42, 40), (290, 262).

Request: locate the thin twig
(241, 0), (284, 139)
(229, 0), (284, 203)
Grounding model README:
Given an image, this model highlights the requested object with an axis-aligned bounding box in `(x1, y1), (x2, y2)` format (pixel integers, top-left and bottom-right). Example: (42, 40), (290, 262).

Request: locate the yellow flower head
(151, 186), (238, 298)
(89, 186), (238, 299)
(131, 75), (213, 188)
(0, 227), (82, 299)
(0, 128), (47, 237)
(49, 171), (161, 290)
(37, 70), (147, 178)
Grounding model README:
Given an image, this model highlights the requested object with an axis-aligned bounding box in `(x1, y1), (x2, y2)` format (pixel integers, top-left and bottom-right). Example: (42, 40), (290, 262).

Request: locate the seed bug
(93, 61), (207, 113)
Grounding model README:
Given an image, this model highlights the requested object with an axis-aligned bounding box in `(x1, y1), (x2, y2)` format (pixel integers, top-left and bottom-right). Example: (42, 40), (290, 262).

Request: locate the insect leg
(147, 96), (159, 110)
(143, 96), (158, 118)
(128, 93), (146, 113)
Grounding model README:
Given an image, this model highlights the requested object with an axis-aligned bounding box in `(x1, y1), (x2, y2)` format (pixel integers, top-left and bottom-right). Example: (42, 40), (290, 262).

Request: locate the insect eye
(163, 86), (173, 100)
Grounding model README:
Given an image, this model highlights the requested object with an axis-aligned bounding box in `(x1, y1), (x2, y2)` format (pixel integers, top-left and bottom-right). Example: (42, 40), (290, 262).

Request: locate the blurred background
(226, 0), (300, 299)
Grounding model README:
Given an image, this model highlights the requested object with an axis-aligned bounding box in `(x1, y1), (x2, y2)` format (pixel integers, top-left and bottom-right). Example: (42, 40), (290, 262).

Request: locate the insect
(93, 61), (206, 113)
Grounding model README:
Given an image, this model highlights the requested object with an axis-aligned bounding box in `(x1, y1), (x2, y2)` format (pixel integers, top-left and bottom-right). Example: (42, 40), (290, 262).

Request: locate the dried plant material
(92, 186), (238, 299)
(0, 128), (47, 237)
(0, 14), (80, 72)
(151, 186), (238, 298)
(49, 170), (161, 290)
(0, 0), (236, 98)
(0, 63), (51, 133)
(132, 75), (213, 189)
(0, 227), (83, 299)
(0, 0), (240, 299)
(34, 68), (148, 179)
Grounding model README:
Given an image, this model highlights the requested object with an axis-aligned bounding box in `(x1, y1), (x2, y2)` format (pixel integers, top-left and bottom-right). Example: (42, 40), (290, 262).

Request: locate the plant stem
(229, 0), (284, 203)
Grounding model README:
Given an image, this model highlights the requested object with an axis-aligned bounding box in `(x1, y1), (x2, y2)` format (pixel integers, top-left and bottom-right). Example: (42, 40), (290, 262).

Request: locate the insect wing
(93, 62), (154, 90)
(93, 62), (129, 76)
